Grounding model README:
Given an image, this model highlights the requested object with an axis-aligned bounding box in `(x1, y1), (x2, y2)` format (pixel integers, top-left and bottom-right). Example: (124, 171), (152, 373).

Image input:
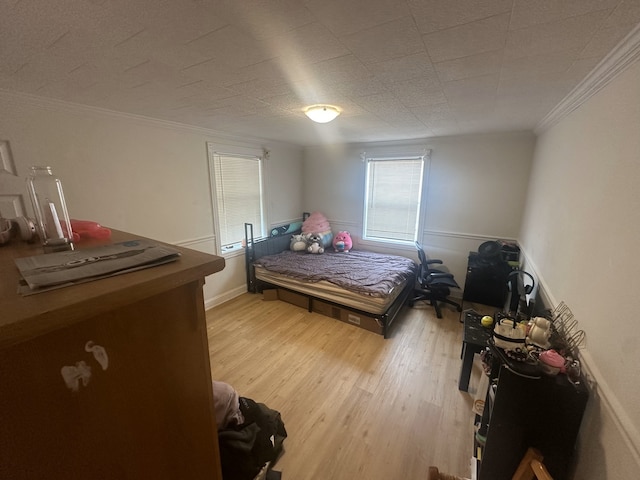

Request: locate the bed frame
(244, 219), (415, 338)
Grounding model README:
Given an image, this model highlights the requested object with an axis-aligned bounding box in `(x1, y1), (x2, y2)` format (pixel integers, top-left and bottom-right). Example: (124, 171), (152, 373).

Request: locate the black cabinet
(477, 348), (588, 480)
(463, 251), (512, 308)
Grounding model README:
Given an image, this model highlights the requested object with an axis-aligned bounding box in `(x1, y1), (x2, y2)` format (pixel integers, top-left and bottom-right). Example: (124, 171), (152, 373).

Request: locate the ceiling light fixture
(304, 104), (341, 123)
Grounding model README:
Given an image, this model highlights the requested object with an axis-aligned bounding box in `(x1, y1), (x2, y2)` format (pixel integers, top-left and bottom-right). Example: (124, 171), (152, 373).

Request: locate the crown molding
(536, 22), (640, 133)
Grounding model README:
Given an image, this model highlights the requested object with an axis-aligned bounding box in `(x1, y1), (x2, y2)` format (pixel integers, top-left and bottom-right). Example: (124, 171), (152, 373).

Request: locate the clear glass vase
(26, 166), (74, 251)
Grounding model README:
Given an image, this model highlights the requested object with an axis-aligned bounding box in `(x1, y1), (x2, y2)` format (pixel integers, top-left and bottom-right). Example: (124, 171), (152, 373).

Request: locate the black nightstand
(459, 311), (493, 391)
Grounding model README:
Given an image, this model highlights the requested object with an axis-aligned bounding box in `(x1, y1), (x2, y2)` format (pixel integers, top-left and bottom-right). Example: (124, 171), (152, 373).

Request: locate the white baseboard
(204, 285), (247, 311)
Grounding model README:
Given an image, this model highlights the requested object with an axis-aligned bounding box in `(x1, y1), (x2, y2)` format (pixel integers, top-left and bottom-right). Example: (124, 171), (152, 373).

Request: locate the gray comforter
(255, 250), (416, 297)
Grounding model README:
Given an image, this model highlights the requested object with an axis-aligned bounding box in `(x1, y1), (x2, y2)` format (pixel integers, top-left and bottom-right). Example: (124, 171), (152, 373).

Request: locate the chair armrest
(428, 272), (454, 280)
(425, 259), (444, 265)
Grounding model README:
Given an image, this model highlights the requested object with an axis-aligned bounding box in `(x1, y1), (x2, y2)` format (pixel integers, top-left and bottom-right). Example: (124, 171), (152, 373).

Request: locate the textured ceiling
(1, 0), (640, 146)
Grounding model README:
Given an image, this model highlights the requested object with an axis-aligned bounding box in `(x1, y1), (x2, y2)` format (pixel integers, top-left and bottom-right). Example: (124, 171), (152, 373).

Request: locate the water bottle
(26, 166), (74, 251)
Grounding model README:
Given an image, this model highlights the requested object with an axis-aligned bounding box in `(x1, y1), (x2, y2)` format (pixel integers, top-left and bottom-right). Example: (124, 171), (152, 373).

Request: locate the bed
(244, 220), (417, 338)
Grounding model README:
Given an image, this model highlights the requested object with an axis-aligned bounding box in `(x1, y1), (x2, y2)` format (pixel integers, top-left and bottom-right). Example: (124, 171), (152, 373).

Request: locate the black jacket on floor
(218, 397), (287, 480)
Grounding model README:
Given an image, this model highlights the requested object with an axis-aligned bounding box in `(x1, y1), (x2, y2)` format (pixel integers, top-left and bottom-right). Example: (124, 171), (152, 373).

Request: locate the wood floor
(206, 293), (479, 480)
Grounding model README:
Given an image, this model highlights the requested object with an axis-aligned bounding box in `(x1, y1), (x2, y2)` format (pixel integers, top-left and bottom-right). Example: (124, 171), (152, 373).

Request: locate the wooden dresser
(0, 230), (225, 479)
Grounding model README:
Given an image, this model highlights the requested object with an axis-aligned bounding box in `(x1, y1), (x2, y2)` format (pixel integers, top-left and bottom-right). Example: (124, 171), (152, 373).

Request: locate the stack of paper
(15, 239), (180, 295)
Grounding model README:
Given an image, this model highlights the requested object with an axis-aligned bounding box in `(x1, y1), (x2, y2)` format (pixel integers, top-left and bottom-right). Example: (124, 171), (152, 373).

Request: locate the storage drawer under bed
(265, 288), (384, 335)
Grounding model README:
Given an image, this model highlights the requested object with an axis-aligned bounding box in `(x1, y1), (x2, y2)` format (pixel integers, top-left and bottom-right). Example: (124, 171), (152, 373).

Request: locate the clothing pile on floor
(213, 381), (287, 480)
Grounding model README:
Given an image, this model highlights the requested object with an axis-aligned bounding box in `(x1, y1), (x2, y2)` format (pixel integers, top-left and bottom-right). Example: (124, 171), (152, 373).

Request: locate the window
(363, 152), (428, 244)
(207, 143), (266, 256)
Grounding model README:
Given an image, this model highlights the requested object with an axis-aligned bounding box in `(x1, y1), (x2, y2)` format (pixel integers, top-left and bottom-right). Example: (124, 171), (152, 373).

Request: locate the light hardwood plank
(206, 294), (476, 479)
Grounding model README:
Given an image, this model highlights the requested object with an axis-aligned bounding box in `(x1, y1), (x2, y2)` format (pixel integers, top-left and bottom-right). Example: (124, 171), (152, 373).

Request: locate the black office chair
(409, 242), (462, 318)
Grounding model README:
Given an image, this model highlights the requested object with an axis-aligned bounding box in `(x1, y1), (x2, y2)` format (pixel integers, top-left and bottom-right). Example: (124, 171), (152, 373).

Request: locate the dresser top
(0, 230), (225, 349)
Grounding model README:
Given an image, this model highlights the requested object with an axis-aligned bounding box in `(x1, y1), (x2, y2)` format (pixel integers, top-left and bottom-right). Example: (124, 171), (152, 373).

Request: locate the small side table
(459, 311), (493, 391)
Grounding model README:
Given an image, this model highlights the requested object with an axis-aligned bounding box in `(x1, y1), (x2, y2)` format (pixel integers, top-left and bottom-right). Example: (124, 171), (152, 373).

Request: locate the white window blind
(363, 156), (425, 243)
(209, 147), (265, 253)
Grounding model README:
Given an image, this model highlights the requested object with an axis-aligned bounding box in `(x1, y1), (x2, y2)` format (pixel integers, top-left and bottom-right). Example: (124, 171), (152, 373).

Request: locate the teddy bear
(333, 231), (352, 252)
(306, 233), (325, 254)
(290, 234), (307, 252)
(302, 211), (333, 248)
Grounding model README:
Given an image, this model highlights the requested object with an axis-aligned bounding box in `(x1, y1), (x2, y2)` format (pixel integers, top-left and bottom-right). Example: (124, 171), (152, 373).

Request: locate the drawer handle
(85, 341), (109, 370)
(61, 361), (92, 393)
(60, 341), (109, 393)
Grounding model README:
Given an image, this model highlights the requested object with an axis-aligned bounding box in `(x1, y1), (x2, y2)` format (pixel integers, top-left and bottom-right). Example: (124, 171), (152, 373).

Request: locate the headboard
(244, 213), (309, 292)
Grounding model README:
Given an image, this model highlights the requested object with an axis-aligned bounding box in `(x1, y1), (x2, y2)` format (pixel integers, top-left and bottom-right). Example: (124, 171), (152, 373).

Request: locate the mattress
(253, 250), (416, 315)
(255, 266), (409, 314)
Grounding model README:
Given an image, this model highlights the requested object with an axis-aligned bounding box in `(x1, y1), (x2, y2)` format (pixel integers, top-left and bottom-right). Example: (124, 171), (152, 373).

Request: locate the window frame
(362, 149), (430, 247)
(207, 143), (268, 258)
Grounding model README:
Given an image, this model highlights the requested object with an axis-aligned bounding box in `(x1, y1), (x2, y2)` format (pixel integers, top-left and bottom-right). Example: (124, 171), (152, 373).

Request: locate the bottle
(26, 166), (74, 251)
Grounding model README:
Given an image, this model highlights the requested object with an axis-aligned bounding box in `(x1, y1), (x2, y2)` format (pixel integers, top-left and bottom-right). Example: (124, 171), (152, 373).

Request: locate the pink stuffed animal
(302, 211), (331, 234)
(333, 231), (352, 252)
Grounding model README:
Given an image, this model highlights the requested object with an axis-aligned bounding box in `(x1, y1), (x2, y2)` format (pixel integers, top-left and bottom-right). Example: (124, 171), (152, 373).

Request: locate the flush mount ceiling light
(303, 104), (341, 123)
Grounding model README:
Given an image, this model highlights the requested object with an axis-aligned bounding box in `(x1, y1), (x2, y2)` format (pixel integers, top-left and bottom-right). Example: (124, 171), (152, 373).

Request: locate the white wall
(303, 132), (536, 290)
(0, 92), (304, 307)
(520, 59), (640, 478)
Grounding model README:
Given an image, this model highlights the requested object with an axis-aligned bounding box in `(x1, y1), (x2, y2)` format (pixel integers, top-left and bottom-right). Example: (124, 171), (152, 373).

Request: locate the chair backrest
(415, 241), (456, 286)
(415, 241), (427, 266)
(512, 448), (553, 480)
(415, 241), (429, 283)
